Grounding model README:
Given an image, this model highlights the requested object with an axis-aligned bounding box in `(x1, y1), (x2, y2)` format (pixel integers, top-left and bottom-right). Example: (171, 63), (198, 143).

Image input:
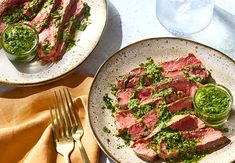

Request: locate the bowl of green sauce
(193, 84), (233, 127)
(1, 23), (38, 62)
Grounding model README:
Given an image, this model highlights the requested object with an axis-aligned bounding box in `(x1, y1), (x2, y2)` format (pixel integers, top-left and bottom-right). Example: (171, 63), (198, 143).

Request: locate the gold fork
(49, 90), (74, 163)
(62, 88), (90, 163)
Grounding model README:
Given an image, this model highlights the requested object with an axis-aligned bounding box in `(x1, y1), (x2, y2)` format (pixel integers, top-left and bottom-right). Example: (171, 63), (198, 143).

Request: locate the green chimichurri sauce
(1, 24), (38, 55)
(194, 84), (232, 126)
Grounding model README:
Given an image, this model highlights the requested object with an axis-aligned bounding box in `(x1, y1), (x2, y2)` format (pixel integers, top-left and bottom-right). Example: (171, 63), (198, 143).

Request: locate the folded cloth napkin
(0, 73), (100, 163)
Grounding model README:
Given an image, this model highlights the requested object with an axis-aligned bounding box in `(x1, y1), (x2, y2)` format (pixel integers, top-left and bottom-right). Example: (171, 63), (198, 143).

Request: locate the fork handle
(75, 139), (91, 163)
(64, 154), (71, 163)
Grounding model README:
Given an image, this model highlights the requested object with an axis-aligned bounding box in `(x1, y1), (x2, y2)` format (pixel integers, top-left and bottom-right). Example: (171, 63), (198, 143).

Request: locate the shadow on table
(77, 0), (123, 76)
(184, 5), (235, 59)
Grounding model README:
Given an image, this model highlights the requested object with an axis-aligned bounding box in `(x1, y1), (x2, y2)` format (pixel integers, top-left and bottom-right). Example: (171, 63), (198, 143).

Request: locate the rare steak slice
(0, 0), (30, 16)
(167, 96), (192, 113)
(131, 114), (205, 162)
(29, 0), (57, 32)
(53, 0), (85, 60)
(169, 114), (205, 131)
(116, 67), (146, 90)
(162, 64), (209, 83)
(116, 88), (133, 108)
(23, 0), (46, 16)
(161, 53), (202, 72)
(157, 128), (231, 160)
(146, 114), (205, 140)
(115, 110), (136, 131)
(131, 139), (158, 162)
(182, 128), (231, 151)
(155, 78), (200, 97)
(37, 0), (77, 63)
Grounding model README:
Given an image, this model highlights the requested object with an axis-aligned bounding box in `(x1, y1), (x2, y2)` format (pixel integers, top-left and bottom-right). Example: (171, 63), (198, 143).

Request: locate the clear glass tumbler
(156, 0), (214, 35)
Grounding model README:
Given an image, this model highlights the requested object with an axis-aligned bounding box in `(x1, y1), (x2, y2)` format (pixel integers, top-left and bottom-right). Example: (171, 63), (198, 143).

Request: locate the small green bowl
(1, 23), (38, 63)
(193, 84), (233, 127)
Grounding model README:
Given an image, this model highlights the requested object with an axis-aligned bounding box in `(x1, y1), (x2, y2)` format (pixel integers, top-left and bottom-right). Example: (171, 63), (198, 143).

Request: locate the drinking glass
(156, 0), (215, 35)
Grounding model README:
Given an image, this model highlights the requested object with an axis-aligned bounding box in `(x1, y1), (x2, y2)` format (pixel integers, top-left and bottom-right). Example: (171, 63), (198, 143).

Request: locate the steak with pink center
(161, 53), (202, 71)
(116, 88), (133, 108)
(131, 139), (158, 162)
(115, 110), (136, 131)
(37, 0), (76, 63)
(182, 128), (231, 151)
(167, 96), (192, 113)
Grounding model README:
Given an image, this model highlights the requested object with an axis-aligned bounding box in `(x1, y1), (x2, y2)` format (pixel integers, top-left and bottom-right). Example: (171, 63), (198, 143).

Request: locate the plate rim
(87, 37), (235, 163)
(0, 0), (108, 87)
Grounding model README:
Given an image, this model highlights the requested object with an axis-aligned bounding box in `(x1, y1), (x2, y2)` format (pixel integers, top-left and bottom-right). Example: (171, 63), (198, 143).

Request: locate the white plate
(0, 0), (107, 86)
(88, 37), (235, 163)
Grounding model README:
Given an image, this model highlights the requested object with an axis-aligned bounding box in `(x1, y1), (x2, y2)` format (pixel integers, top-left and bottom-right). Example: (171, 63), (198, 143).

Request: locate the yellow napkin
(0, 73), (100, 163)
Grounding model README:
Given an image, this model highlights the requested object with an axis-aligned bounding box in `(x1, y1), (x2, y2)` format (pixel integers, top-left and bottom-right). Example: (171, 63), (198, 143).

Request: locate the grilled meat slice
(23, 0), (45, 16)
(167, 96), (192, 113)
(116, 67), (146, 90)
(37, 0), (77, 63)
(132, 114), (206, 161)
(146, 114), (205, 139)
(131, 139), (158, 162)
(116, 88), (133, 109)
(161, 53), (202, 72)
(0, 0), (30, 16)
(53, 0), (85, 60)
(162, 64), (209, 83)
(157, 128), (231, 160)
(115, 110), (136, 131)
(29, 0), (57, 32)
(182, 128), (231, 151)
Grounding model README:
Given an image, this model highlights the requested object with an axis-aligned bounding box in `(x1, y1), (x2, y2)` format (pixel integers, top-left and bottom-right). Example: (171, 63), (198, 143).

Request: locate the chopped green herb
(103, 94), (118, 113)
(139, 58), (164, 86)
(2, 6), (24, 24)
(41, 40), (54, 54)
(117, 144), (125, 149)
(83, 3), (91, 20)
(128, 99), (153, 118)
(111, 84), (117, 95)
(102, 126), (111, 133)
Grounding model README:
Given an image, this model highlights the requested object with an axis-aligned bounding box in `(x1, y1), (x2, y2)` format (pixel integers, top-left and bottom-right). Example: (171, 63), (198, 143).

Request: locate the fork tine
(49, 106), (58, 141)
(63, 88), (74, 127)
(65, 88), (80, 127)
(59, 89), (72, 137)
(55, 91), (67, 138)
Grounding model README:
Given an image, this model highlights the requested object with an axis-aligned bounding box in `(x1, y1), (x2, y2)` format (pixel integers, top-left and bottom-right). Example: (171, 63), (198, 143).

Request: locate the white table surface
(0, 0), (235, 162)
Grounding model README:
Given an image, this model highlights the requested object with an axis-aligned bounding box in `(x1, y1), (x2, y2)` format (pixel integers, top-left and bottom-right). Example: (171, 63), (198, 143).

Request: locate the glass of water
(156, 0), (214, 36)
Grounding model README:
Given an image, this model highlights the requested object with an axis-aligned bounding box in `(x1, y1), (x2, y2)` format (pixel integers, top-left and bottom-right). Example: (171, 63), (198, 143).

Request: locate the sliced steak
(116, 67), (146, 90)
(0, 20), (6, 33)
(128, 123), (146, 140)
(169, 114), (205, 131)
(155, 78), (200, 97)
(143, 109), (159, 129)
(161, 53), (202, 71)
(23, 0), (45, 16)
(0, 0), (30, 16)
(136, 86), (154, 102)
(128, 109), (160, 140)
(115, 110), (136, 131)
(182, 128), (231, 151)
(167, 96), (192, 113)
(116, 109), (159, 140)
(116, 88), (133, 108)
(146, 114), (205, 139)
(37, 0), (77, 63)
(53, 0), (85, 60)
(131, 139), (158, 162)
(29, 0), (57, 32)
